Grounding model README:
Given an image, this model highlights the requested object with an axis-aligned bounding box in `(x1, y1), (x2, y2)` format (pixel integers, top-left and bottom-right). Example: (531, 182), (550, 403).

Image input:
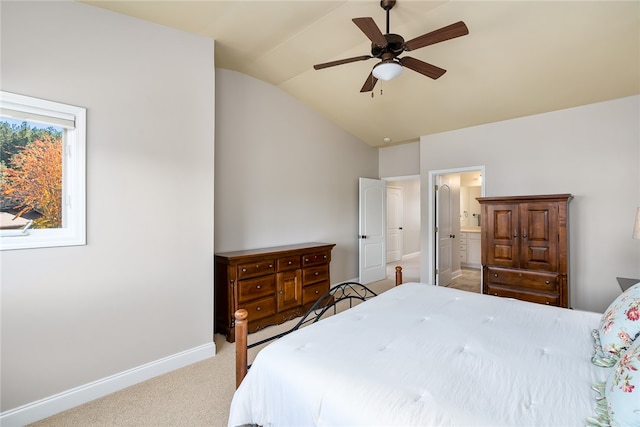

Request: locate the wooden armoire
(477, 194), (572, 308)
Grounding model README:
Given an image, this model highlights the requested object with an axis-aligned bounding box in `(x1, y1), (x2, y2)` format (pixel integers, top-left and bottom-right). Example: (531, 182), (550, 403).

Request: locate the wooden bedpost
(395, 266), (403, 286)
(234, 309), (248, 388)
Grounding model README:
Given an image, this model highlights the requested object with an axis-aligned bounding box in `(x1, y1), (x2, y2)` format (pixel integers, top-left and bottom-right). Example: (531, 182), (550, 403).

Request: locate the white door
(386, 186), (403, 263)
(359, 178), (386, 284)
(436, 179), (452, 286)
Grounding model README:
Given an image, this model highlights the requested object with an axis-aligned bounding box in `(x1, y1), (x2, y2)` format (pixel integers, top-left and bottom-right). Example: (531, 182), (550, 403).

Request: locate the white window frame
(0, 91), (86, 250)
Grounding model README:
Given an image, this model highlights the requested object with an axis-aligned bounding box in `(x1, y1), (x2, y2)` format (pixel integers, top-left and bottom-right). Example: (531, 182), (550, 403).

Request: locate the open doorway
(383, 175), (420, 283)
(428, 167), (484, 293)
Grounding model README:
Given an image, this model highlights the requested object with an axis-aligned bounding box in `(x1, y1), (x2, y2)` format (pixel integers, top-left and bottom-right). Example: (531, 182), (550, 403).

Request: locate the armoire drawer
(486, 284), (559, 306)
(241, 296), (277, 321)
(277, 255), (301, 271)
(237, 259), (275, 279)
(485, 267), (558, 293)
(303, 281), (328, 304)
(303, 265), (329, 285)
(237, 275), (276, 303)
(303, 251), (329, 266)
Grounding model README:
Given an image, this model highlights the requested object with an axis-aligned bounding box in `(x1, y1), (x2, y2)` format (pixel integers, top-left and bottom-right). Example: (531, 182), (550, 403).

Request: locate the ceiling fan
(313, 0), (469, 92)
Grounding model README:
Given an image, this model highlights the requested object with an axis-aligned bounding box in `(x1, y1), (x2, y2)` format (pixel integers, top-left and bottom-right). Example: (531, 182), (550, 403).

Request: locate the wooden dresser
(215, 242), (335, 342)
(477, 194), (572, 308)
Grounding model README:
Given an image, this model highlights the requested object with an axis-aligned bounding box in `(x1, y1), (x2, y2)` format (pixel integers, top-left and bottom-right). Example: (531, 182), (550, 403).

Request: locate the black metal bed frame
(245, 281), (378, 364)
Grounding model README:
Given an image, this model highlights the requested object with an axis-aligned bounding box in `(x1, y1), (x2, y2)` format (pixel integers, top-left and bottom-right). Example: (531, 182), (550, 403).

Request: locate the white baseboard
(401, 252), (420, 259)
(0, 342), (216, 427)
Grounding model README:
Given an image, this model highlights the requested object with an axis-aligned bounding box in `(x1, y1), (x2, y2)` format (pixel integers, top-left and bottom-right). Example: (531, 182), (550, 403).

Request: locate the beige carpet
(29, 259), (480, 427)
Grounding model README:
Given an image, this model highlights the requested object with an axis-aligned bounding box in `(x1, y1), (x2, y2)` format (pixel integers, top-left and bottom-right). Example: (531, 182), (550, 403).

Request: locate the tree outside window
(1, 121), (63, 229)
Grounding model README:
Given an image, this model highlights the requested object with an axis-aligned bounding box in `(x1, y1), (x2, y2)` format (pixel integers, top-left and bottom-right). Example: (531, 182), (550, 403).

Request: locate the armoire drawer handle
(279, 290), (284, 295)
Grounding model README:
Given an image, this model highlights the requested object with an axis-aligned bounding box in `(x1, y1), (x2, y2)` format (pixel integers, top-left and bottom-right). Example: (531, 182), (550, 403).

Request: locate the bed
(228, 273), (640, 426)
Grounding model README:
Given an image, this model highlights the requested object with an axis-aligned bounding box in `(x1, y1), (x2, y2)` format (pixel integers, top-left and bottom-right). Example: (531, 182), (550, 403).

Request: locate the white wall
(215, 69), (378, 282)
(1, 1), (215, 420)
(419, 96), (640, 313)
(379, 142), (420, 177)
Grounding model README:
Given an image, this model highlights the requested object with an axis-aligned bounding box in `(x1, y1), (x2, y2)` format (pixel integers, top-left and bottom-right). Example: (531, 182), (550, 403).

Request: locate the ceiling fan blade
(404, 21), (469, 51)
(360, 72), (378, 92)
(399, 56), (446, 79)
(314, 55), (373, 70)
(353, 17), (387, 47)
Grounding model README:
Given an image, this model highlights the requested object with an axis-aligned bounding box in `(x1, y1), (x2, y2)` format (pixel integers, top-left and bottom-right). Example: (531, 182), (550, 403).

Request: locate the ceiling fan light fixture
(372, 60), (403, 81)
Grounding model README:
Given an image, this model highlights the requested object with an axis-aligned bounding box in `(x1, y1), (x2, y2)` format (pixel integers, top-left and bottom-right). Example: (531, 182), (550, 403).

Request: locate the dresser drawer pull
(314, 272), (320, 276)
(256, 306), (261, 311)
(288, 261), (292, 265)
(545, 280), (550, 284)
(315, 290), (320, 294)
(304, 258), (309, 262)
(256, 285), (261, 289)
(494, 273), (498, 277)
(242, 268), (247, 272)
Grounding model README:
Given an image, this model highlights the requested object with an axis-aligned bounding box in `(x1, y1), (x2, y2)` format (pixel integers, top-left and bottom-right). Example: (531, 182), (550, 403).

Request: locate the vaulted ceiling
(83, 0), (640, 147)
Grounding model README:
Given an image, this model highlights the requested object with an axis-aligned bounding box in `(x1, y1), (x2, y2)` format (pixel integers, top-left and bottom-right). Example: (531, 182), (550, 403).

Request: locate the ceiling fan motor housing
(371, 33), (405, 57)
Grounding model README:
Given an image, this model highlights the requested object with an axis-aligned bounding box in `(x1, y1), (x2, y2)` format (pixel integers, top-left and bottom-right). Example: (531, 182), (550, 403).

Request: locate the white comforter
(228, 283), (608, 426)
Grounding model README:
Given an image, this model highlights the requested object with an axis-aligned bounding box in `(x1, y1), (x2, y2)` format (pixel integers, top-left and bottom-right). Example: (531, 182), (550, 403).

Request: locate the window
(0, 91), (86, 250)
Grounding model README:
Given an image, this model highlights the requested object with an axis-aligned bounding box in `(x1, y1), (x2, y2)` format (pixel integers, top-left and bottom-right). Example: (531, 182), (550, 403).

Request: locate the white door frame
(427, 166), (485, 286)
(386, 186), (403, 263)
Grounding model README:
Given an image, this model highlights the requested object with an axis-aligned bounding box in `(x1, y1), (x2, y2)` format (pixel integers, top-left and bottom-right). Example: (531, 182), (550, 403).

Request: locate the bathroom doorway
(428, 166), (484, 292)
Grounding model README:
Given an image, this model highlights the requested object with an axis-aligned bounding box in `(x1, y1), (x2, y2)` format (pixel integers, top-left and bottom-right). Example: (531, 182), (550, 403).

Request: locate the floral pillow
(607, 338), (640, 425)
(593, 282), (640, 367)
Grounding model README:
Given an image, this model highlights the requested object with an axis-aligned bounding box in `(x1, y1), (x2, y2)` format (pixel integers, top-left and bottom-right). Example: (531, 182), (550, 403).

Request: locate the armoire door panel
(486, 204), (519, 267)
(520, 202), (558, 271)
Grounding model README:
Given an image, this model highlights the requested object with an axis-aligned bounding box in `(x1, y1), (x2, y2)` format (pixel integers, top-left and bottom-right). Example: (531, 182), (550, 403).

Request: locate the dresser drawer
(485, 267), (558, 293)
(302, 251), (329, 266)
(486, 284), (559, 306)
(237, 259), (275, 279)
(277, 255), (301, 271)
(303, 265), (329, 285)
(237, 276), (276, 303)
(303, 281), (328, 304)
(241, 296), (276, 321)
